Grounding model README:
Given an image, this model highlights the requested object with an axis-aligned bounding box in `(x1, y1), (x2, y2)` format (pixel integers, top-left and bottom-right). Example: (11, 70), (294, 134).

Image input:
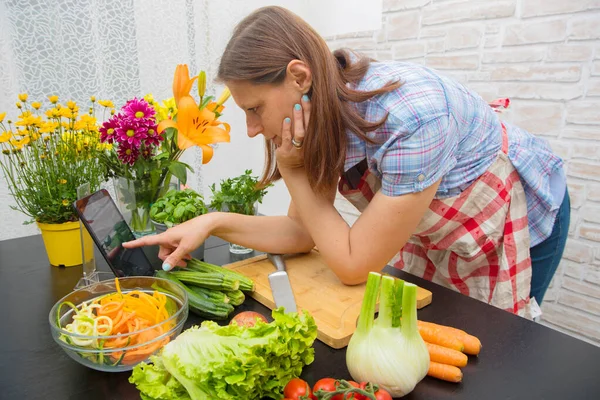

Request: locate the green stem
(401, 283), (419, 337)
(392, 278), (404, 328)
(375, 275), (395, 328)
(356, 272), (381, 334)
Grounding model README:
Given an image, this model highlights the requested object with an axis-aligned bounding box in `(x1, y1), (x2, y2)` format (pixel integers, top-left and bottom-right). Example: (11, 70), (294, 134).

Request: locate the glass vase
(227, 202), (258, 254)
(113, 176), (170, 238)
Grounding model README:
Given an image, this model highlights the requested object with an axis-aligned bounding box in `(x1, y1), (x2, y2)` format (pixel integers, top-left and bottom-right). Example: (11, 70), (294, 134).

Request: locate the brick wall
(327, 0), (600, 346)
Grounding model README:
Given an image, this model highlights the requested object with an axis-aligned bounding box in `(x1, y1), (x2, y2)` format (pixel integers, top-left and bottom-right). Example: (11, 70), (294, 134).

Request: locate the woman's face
(226, 62), (311, 146)
(227, 79), (301, 147)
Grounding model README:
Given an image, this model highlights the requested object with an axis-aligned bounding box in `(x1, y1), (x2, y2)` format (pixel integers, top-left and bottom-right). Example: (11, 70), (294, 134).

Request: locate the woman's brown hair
(217, 6), (400, 195)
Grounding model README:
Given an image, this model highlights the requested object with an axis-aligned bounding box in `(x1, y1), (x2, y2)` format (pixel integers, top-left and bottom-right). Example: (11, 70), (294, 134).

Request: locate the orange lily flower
(157, 96), (230, 164)
(172, 64), (197, 107)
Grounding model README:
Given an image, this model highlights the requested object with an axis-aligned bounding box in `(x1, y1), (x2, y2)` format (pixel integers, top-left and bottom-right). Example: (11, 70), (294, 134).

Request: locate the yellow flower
(60, 107), (77, 119)
(10, 136), (30, 149)
(66, 100), (77, 110)
(48, 95), (59, 103)
(97, 142), (113, 151)
(62, 199), (70, 206)
(39, 121), (59, 134)
(45, 108), (61, 119)
(110, 109), (115, 115)
(40, 154), (46, 159)
(157, 95), (230, 164)
(0, 131), (12, 143)
(16, 102), (22, 109)
(18, 93), (28, 102)
(15, 112), (43, 128)
(144, 93), (155, 104)
(90, 96), (96, 102)
(75, 114), (98, 131)
(29, 130), (41, 141)
(58, 179), (67, 184)
(172, 64), (197, 107)
(31, 101), (42, 110)
(216, 87), (231, 106)
(98, 100), (114, 108)
(0, 112), (6, 123)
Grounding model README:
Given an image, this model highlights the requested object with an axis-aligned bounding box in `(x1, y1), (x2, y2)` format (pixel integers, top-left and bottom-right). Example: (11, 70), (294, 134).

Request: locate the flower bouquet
(100, 65), (231, 237)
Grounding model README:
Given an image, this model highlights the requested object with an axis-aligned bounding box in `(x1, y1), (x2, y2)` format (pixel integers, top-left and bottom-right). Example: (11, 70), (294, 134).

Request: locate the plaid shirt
(345, 61), (565, 246)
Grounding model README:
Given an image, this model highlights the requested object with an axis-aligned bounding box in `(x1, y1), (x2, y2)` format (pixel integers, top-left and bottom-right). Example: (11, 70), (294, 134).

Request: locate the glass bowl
(49, 276), (188, 372)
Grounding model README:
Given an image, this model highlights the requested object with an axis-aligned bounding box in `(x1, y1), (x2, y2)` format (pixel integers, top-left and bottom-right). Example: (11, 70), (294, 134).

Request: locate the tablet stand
(74, 183), (101, 289)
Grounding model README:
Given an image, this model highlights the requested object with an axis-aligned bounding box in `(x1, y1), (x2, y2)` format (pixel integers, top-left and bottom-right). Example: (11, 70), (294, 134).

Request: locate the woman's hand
(123, 215), (214, 270)
(275, 95), (311, 172)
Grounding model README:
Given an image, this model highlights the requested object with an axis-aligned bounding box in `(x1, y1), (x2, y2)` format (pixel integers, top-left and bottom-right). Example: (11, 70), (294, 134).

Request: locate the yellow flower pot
(37, 221), (94, 267)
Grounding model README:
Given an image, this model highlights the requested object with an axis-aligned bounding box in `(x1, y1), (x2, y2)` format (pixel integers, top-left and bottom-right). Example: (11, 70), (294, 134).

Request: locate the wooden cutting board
(224, 250), (432, 349)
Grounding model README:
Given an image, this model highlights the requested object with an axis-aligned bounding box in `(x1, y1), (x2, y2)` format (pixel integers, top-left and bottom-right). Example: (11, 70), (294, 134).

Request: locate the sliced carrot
(419, 320), (482, 355)
(428, 361), (463, 383)
(103, 336), (129, 349)
(98, 301), (123, 318)
(426, 342), (468, 367)
(112, 311), (136, 333)
(418, 324), (464, 352)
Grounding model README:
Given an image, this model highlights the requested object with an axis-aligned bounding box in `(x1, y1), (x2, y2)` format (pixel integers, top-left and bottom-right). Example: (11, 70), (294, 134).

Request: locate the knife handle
(267, 254), (286, 272)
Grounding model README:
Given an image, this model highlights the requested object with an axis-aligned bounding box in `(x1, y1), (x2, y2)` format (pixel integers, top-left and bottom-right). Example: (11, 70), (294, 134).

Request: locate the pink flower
(99, 116), (119, 143)
(143, 124), (163, 147)
(123, 98), (155, 121)
(117, 144), (140, 165)
(115, 117), (148, 148)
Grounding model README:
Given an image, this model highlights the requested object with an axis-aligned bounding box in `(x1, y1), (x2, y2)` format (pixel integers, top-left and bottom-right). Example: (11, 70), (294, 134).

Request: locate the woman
(125, 6), (569, 316)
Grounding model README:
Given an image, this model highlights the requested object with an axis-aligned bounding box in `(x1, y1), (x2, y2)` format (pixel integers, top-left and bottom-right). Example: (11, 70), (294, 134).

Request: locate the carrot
(427, 361), (463, 383)
(418, 323), (464, 352)
(419, 320), (482, 355)
(112, 311), (136, 333)
(426, 342), (468, 367)
(98, 301), (123, 318)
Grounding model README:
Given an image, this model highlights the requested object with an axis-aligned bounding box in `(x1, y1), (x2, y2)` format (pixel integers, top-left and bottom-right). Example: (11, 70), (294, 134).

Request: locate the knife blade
(267, 253), (297, 313)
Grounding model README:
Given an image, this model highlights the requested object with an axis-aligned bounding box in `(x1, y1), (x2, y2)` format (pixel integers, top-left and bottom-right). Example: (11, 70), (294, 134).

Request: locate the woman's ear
(286, 60), (312, 94)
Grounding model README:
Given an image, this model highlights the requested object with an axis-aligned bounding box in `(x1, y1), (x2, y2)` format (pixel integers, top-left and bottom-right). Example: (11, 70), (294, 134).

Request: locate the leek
(346, 272), (429, 397)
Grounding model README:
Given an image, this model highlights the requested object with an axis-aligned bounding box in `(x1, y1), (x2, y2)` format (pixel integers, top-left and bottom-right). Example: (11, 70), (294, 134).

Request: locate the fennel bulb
(346, 273), (429, 397)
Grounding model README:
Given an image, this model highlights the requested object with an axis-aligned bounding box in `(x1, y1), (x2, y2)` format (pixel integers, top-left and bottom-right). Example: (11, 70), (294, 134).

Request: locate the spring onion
(346, 273), (429, 397)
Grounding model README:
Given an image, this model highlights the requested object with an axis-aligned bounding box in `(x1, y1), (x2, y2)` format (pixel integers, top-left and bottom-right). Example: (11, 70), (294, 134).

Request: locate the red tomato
(373, 389), (392, 400)
(313, 378), (337, 393)
(229, 311), (268, 327)
(284, 378), (314, 400)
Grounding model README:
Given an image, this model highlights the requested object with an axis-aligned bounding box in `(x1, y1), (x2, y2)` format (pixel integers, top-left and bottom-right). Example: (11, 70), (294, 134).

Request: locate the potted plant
(210, 169), (273, 254)
(0, 94), (109, 267)
(100, 64), (231, 238)
(150, 188), (209, 260)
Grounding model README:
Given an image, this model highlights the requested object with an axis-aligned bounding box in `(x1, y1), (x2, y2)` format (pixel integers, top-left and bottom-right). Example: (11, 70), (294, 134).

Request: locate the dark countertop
(1, 234), (600, 400)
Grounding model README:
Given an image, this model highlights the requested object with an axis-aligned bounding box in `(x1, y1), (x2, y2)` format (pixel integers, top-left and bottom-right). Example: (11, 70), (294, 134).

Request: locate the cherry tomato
(373, 389), (392, 400)
(313, 377), (338, 393)
(284, 378), (314, 400)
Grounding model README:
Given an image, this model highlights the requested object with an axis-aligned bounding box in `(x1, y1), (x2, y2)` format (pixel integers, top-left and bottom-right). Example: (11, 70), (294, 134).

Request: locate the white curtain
(0, 0), (212, 240)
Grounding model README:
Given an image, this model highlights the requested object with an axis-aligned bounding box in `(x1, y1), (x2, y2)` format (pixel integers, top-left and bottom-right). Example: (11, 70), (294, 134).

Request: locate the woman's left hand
(276, 95), (311, 172)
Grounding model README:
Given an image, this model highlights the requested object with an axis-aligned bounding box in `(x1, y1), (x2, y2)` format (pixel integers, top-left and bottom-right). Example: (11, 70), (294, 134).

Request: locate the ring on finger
(291, 137), (303, 148)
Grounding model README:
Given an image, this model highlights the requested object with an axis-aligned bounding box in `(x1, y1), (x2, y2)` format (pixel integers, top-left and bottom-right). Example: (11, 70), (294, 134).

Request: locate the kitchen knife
(267, 253), (298, 313)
